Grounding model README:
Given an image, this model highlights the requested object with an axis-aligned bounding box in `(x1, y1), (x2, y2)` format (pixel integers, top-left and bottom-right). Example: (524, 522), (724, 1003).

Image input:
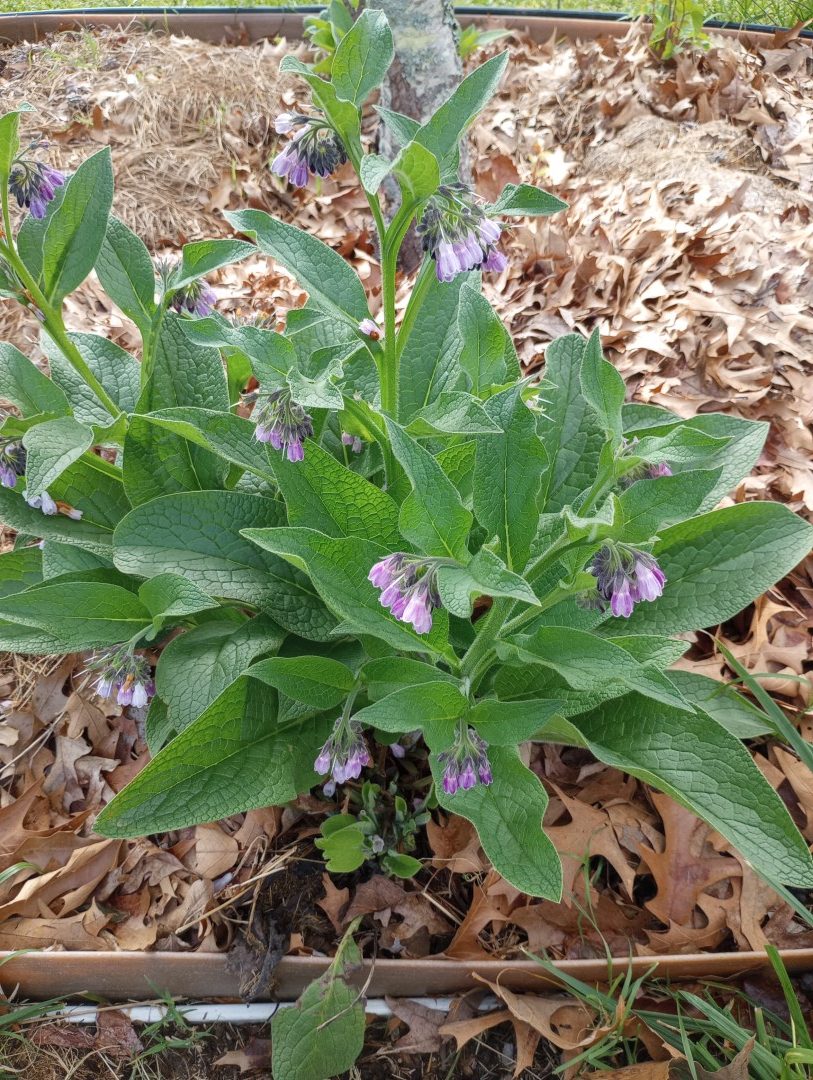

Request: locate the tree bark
(366, 0), (464, 271)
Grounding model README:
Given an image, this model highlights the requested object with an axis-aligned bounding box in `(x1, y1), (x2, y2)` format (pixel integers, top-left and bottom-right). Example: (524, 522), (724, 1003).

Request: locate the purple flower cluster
(0, 437), (25, 489)
(271, 113), (347, 188)
(589, 542), (666, 618)
(437, 726), (493, 796)
(314, 718), (371, 786)
(253, 388), (314, 462)
(8, 147), (65, 220)
(417, 183), (508, 283)
(341, 431), (363, 454)
(169, 278), (216, 318)
(368, 554), (442, 635)
(89, 649), (155, 709)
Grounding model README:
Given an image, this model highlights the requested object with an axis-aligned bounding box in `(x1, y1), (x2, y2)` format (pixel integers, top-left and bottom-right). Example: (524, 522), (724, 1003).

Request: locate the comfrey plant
(0, 20), (812, 904)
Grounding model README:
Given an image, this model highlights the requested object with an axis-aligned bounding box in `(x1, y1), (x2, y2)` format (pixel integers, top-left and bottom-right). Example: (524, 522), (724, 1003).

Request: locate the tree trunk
(366, 0), (464, 271)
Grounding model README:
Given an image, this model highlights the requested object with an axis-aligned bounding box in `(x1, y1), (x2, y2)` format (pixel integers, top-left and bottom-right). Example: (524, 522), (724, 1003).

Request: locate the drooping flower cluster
(437, 726), (493, 796)
(271, 112), (347, 188)
(22, 489), (82, 519)
(88, 648), (155, 708)
(169, 278), (216, 318)
(252, 388), (314, 462)
(8, 143), (65, 219)
(341, 431), (364, 454)
(368, 554), (442, 635)
(416, 183), (507, 283)
(589, 542), (666, 618)
(0, 436), (25, 489)
(314, 718), (371, 786)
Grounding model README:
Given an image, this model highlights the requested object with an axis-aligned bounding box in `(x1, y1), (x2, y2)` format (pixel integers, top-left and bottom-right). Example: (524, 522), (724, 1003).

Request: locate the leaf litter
(0, 17), (813, 1077)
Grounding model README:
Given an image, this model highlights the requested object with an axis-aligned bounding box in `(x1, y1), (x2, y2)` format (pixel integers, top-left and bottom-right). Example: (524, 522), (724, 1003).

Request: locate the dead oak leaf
(545, 785), (637, 899)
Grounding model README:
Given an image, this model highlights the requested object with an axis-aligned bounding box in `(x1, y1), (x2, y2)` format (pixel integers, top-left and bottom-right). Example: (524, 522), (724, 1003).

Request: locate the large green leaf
(249, 655), (354, 710)
(153, 614), (284, 745)
(242, 526), (455, 662)
(0, 580), (151, 651)
(666, 670), (772, 739)
(0, 342), (70, 417)
(94, 675), (331, 836)
(385, 419), (472, 561)
(457, 286), (510, 394)
(616, 468), (722, 543)
(398, 271), (467, 420)
(570, 692), (813, 889)
(22, 416), (95, 499)
(429, 742), (562, 900)
(171, 238), (255, 289)
(45, 333), (140, 426)
(95, 215), (157, 334)
(331, 8), (393, 105)
(614, 503), (813, 635)
(0, 547), (43, 599)
(353, 681), (468, 733)
(226, 210), (369, 324)
(487, 182), (568, 217)
(40, 147), (114, 301)
(0, 485), (114, 558)
(180, 318), (296, 387)
(473, 385), (547, 571)
(113, 491), (337, 640)
(580, 328), (625, 440)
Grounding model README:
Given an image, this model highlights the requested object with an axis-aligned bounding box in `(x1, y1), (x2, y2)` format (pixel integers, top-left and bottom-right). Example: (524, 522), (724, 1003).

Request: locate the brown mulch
(0, 23), (812, 1064)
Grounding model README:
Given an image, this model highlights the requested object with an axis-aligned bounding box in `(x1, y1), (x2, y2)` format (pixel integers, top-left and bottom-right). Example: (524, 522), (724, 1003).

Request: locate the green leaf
(537, 333), (605, 512)
(0, 485), (114, 558)
(40, 147), (113, 302)
(0, 342), (70, 417)
(405, 391), (501, 438)
(0, 581), (151, 651)
(114, 491), (337, 640)
(615, 503), (813, 635)
(140, 313), (228, 415)
(374, 105), (420, 148)
(429, 743), (562, 900)
(273, 439), (401, 547)
(154, 614), (284, 743)
(473, 385), (546, 571)
(360, 656), (456, 701)
(271, 962), (365, 1080)
(170, 238), (254, 289)
(580, 328), (625, 440)
(571, 693), (813, 888)
(0, 547), (43, 599)
(353, 681), (467, 734)
(487, 182), (568, 217)
(507, 626), (690, 712)
(398, 271), (467, 421)
(241, 526), (455, 661)
(0, 103), (33, 182)
(49, 453), (131, 533)
(41, 540), (111, 579)
(286, 360), (344, 411)
(45, 333), (140, 426)
(436, 548), (538, 618)
(385, 419), (472, 560)
(666, 670), (772, 739)
(138, 573), (218, 624)
(95, 215), (157, 334)
(331, 8), (394, 105)
(315, 818), (367, 873)
(180, 318), (296, 387)
(391, 141), (440, 204)
(383, 852), (422, 878)
(22, 417), (95, 499)
(226, 210), (370, 324)
(415, 52), (508, 169)
(249, 655), (354, 710)
(616, 468), (722, 543)
(467, 697), (567, 745)
(457, 286), (509, 394)
(359, 152), (391, 195)
(94, 676), (332, 837)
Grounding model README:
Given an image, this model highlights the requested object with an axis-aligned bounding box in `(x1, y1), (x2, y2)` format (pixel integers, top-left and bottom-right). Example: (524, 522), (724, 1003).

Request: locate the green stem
(395, 256), (434, 363)
(0, 199), (121, 421)
(461, 597), (513, 683)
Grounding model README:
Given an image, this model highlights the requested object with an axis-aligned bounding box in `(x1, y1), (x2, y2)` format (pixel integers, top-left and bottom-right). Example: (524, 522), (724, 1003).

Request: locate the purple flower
(358, 318), (381, 340)
(589, 542), (666, 618)
(314, 718), (371, 787)
(253, 388), (314, 462)
(169, 278), (216, 318)
(0, 437), (25, 489)
(648, 462), (672, 478)
(341, 432), (364, 454)
(417, 183), (507, 283)
(274, 112), (298, 134)
(368, 554), (443, 635)
(88, 648), (154, 710)
(437, 726), (493, 797)
(8, 149), (65, 220)
(271, 120), (346, 188)
(23, 489), (57, 516)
